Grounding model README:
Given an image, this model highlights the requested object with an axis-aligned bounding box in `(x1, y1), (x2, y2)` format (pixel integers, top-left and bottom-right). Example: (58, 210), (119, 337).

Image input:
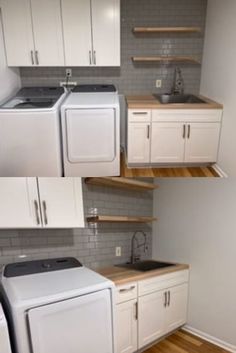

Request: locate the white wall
(153, 179), (236, 349)
(200, 0), (236, 177)
(0, 9), (20, 102)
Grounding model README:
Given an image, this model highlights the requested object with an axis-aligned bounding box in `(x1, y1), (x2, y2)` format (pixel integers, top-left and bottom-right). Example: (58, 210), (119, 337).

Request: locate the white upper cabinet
(0, 178), (40, 229)
(91, 0), (120, 66)
(61, 0), (120, 66)
(61, 0), (92, 66)
(1, 0), (64, 66)
(30, 0), (64, 66)
(37, 178), (84, 229)
(0, 178), (84, 229)
(1, 0), (34, 66)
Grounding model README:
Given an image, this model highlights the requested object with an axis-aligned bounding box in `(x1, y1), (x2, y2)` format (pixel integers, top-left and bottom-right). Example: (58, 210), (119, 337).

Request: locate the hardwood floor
(120, 155), (220, 178)
(144, 330), (230, 353)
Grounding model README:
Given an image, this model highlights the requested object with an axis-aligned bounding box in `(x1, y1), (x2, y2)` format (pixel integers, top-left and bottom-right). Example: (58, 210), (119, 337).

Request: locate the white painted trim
(183, 325), (236, 353)
(212, 164), (228, 178)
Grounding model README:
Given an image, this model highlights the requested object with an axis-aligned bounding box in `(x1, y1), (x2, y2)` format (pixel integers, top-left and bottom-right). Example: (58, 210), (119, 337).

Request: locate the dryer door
(65, 108), (116, 163)
(27, 289), (113, 353)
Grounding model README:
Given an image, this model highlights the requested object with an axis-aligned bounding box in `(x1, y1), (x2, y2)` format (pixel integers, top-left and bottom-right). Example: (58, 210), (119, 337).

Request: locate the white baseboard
(212, 164), (228, 178)
(183, 325), (236, 352)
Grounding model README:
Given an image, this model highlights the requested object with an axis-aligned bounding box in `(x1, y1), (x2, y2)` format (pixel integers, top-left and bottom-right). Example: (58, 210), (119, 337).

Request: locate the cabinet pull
(119, 285), (135, 293)
(164, 291), (167, 307)
(187, 124), (191, 139)
(30, 50), (34, 65)
(89, 51), (92, 65)
(183, 124), (186, 139)
(147, 125), (150, 139)
(42, 201), (48, 225)
(134, 302), (138, 320)
(35, 50), (39, 65)
(168, 291), (171, 306)
(93, 50), (96, 65)
(133, 112), (148, 115)
(34, 200), (40, 225)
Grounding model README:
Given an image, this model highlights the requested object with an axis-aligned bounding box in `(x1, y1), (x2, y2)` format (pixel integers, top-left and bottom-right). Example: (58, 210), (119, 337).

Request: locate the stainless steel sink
(116, 260), (175, 272)
(153, 94), (206, 104)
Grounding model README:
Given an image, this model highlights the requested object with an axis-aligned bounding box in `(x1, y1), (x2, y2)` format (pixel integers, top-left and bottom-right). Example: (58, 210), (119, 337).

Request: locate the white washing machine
(0, 87), (67, 177)
(61, 85), (120, 177)
(0, 257), (115, 353)
(0, 304), (12, 353)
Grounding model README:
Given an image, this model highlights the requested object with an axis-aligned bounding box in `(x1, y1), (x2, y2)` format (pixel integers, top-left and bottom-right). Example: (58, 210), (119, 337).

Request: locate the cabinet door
(116, 300), (138, 353)
(31, 0), (64, 66)
(151, 122), (185, 163)
(37, 178), (84, 228)
(1, 0), (34, 66)
(0, 178), (41, 228)
(91, 0), (120, 66)
(165, 284), (188, 333)
(138, 291), (166, 349)
(184, 123), (221, 163)
(62, 0), (92, 66)
(127, 123), (150, 164)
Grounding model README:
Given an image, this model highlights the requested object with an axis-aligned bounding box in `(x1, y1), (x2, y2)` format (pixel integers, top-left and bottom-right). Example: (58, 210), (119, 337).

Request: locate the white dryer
(61, 85), (120, 177)
(0, 304), (12, 353)
(0, 257), (115, 353)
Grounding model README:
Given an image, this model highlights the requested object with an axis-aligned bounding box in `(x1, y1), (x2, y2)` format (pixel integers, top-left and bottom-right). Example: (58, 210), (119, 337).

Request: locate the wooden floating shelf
(87, 215), (157, 223)
(133, 26), (202, 34)
(85, 177), (158, 191)
(132, 56), (200, 64)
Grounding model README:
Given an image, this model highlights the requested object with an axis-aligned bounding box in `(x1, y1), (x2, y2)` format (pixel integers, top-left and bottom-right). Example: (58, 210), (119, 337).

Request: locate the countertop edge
(125, 94), (223, 110)
(96, 263), (190, 286)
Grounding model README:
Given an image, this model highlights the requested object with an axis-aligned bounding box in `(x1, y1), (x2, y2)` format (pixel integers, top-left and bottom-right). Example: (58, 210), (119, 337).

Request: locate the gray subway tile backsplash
(0, 180), (154, 270)
(20, 0), (207, 95)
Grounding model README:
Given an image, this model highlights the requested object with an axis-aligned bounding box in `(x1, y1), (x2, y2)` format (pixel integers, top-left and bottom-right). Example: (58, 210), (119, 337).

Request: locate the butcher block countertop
(126, 95), (223, 110)
(96, 262), (189, 286)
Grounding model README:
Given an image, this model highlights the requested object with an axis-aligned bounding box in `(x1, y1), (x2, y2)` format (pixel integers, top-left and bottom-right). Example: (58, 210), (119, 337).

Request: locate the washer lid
(1, 261), (114, 308)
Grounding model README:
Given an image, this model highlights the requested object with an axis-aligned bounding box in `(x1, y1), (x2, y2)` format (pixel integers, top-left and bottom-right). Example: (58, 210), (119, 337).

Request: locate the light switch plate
(116, 247), (122, 257)
(156, 79), (162, 88)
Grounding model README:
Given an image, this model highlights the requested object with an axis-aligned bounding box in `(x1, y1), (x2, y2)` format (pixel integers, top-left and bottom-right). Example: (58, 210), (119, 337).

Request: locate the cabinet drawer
(152, 109), (222, 123)
(128, 110), (151, 122)
(138, 270), (189, 297)
(116, 283), (138, 304)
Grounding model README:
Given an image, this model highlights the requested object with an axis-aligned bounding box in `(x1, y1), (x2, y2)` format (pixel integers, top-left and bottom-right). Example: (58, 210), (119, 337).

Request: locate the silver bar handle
(89, 51), (92, 65)
(147, 125), (150, 139)
(134, 302), (138, 320)
(93, 50), (96, 65)
(164, 291), (167, 307)
(35, 50), (39, 65)
(30, 50), (34, 65)
(133, 112), (148, 115)
(42, 201), (48, 225)
(119, 285), (135, 293)
(168, 290), (171, 306)
(34, 200), (40, 225)
(187, 124), (191, 139)
(183, 124), (186, 139)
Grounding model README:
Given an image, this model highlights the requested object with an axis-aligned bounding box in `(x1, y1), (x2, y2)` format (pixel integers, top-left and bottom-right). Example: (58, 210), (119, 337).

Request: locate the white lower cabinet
(138, 290), (166, 348)
(184, 123), (221, 163)
(115, 270), (189, 353)
(0, 178), (84, 229)
(151, 123), (185, 163)
(127, 109), (222, 165)
(127, 123), (150, 164)
(116, 299), (138, 353)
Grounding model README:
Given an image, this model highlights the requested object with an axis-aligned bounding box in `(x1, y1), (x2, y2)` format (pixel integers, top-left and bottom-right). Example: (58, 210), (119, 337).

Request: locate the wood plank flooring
(144, 330), (230, 353)
(120, 155), (220, 178)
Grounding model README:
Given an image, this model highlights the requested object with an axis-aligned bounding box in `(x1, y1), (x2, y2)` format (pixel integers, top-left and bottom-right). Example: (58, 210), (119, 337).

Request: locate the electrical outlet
(116, 247), (121, 257)
(66, 68), (72, 77)
(156, 79), (162, 88)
